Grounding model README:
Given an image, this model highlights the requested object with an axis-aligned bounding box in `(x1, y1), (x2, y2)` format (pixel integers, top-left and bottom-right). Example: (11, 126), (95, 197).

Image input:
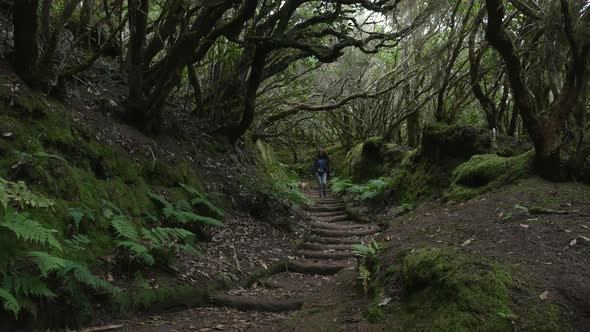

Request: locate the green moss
(254, 141), (309, 204)
(367, 248), (567, 331)
(447, 150), (534, 201)
(343, 138), (408, 183)
(370, 249), (515, 331)
(142, 160), (200, 187)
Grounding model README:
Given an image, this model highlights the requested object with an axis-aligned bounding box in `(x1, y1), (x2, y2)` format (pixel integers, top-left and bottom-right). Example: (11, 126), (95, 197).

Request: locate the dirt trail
(118, 190), (380, 331)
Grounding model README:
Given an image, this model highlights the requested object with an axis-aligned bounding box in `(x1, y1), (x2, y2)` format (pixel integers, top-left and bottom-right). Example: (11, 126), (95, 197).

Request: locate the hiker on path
(311, 149), (331, 197)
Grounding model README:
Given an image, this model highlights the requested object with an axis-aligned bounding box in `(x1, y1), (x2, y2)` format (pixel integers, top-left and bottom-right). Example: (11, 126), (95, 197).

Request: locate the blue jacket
(312, 158), (330, 176)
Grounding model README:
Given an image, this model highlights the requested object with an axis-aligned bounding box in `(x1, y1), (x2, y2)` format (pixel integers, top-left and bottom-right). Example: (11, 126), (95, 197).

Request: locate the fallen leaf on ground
(461, 239), (472, 246)
(569, 239), (577, 246)
(378, 297), (392, 306)
(520, 224), (530, 229)
(539, 291), (549, 301)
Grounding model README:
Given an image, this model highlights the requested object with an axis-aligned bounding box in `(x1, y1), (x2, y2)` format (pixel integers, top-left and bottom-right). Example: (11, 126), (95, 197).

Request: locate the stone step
(311, 227), (381, 238)
(300, 250), (356, 260)
(286, 260), (349, 275)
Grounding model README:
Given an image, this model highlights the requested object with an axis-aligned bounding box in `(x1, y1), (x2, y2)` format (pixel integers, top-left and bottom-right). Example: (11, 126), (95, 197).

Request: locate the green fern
(57, 260), (116, 293)
(0, 178), (54, 209)
(1, 211), (62, 251)
(110, 215), (140, 241)
(64, 234), (91, 252)
(115, 240), (155, 265)
(0, 288), (20, 317)
(179, 183), (225, 218)
(358, 265), (372, 294)
(150, 193), (224, 227)
(67, 207), (95, 229)
(330, 177), (354, 193)
(2, 275), (56, 298)
(101, 199), (123, 217)
(27, 251), (66, 276)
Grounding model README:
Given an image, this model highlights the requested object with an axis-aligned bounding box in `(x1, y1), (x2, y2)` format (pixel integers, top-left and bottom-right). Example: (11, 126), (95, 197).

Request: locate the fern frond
(64, 234), (91, 252)
(2, 275), (55, 298)
(67, 207), (95, 229)
(110, 215), (139, 241)
(162, 206), (187, 223)
(0, 287), (20, 317)
(190, 198), (225, 218)
(148, 193), (172, 208)
(149, 227), (194, 245)
(175, 243), (200, 255)
(27, 251), (66, 276)
(1, 211), (62, 251)
(101, 199), (122, 216)
(175, 199), (192, 211)
(57, 260), (116, 293)
(179, 183), (208, 199)
(115, 240), (155, 265)
(0, 178), (54, 209)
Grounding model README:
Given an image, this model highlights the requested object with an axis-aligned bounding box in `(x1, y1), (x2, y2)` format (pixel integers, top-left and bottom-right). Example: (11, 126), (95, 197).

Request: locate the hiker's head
(317, 149), (328, 159)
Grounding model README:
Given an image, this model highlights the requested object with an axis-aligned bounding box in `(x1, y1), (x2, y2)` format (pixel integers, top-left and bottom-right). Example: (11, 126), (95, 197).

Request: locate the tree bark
(485, 0), (589, 180)
(13, 0), (40, 86)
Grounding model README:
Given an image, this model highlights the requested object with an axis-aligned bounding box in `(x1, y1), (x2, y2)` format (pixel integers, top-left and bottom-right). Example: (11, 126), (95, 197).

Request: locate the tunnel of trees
(1, 0), (590, 330)
(6, 0), (590, 181)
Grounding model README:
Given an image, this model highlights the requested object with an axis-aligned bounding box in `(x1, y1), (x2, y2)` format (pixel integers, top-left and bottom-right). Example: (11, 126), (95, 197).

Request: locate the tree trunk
(126, 0), (150, 130)
(216, 46), (268, 144)
(40, 0), (52, 43)
(13, 0), (39, 86)
(79, 0), (94, 47)
(407, 109), (420, 148)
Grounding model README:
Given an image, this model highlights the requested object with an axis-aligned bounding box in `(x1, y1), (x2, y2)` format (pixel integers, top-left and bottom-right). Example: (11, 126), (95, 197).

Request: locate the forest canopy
(3, 0), (590, 180)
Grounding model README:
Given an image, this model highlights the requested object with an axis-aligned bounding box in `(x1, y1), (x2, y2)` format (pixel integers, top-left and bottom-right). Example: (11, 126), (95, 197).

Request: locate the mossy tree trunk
(485, 0), (590, 181)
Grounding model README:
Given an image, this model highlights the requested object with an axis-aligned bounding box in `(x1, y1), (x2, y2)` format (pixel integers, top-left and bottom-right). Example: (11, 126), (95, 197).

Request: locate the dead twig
(81, 324), (125, 332)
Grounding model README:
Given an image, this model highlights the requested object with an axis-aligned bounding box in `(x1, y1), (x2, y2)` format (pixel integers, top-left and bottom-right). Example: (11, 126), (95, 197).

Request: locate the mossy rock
(448, 150), (534, 201)
(344, 137), (409, 182)
(421, 122), (491, 163)
(370, 248), (566, 331)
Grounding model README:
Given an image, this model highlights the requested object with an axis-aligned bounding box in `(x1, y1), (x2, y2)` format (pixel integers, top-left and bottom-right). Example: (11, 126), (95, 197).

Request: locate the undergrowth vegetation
(255, 141), (310, 205)
(331, 177), (396, 202)
(0, 84), (229, 328)
(0, 178), (115, 321)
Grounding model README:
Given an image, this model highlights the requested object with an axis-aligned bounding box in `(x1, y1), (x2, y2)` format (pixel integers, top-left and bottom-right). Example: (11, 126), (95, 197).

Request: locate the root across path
(120, 190), (379, 331)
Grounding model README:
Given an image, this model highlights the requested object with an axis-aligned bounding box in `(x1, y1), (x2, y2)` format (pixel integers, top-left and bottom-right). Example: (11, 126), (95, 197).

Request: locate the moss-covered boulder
(368, 248), (566, 331)
(448, 150), (534, 201)
(421, 122), (491, 162)
(344, 137), (408, 182)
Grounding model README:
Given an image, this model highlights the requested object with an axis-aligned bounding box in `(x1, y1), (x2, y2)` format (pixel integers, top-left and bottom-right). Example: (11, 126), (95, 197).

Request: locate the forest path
(119, 189), (380, 331)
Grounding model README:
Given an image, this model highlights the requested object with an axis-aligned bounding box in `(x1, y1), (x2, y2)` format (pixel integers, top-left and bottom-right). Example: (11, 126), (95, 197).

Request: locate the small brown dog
(298, 181), (310, 194)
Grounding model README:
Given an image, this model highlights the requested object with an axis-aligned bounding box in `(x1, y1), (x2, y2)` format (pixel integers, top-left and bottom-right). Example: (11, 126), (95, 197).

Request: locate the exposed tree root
(300, 250), (356, 260)
(210, 294), (303, 312)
